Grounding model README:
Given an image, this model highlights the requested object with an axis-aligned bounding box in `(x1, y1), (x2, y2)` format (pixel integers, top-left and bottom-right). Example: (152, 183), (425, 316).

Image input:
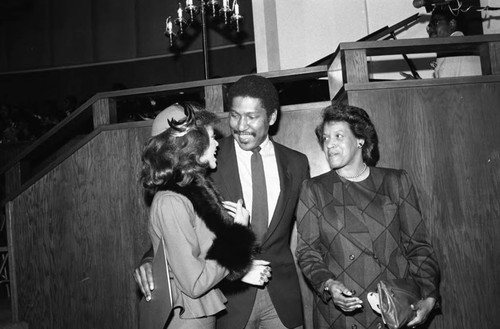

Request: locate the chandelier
(164, 0), (244, 79)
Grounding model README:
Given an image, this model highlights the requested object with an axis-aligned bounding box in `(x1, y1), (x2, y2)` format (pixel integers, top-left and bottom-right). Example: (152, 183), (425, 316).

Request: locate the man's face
(427, 15), (453, 38)
(229, 96), (277, 151)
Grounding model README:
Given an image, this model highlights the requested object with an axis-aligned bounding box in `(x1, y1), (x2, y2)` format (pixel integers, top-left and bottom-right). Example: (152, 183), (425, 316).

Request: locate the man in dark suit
(213, 75), (309, 329)
(135, 75), (309, 329)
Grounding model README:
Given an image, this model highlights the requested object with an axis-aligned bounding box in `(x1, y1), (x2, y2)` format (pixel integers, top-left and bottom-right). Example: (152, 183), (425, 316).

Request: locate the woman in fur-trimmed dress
(140, 103), (271, 329)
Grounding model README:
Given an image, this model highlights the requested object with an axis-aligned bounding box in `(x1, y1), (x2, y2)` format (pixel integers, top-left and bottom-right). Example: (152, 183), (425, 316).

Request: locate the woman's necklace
(336, 163), (368, 180)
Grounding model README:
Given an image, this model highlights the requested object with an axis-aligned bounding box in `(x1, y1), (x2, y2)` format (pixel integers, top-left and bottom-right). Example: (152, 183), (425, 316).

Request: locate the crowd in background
(0, 94), (160, 145)
(0, 97), (76, 144)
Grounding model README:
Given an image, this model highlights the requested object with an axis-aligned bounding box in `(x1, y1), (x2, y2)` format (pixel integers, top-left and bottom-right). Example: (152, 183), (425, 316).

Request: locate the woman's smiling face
(200, 125), (219, 169)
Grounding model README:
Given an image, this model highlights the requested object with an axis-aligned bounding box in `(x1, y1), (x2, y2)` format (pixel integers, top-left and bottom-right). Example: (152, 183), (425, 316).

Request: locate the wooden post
(5, 163), (21, 198)
(5, 202), (18, 321)
(328, 55), (343, 100)
(92, 98), (117, 128)
(204, 85), (225, 113)
(489, 41), (500, 75)
(341, 49), (369, 84)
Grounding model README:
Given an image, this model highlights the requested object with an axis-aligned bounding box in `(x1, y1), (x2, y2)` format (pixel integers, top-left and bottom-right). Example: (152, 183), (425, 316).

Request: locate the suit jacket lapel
(261, 141), (291, 244)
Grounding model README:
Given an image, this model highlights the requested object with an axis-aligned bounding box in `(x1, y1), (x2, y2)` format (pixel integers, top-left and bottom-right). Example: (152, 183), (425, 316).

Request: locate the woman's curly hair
(140, 103), (217, 198)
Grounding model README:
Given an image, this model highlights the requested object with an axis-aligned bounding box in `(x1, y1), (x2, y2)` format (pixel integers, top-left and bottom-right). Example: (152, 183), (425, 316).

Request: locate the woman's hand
(407, 297), (436, 327)
(325, 279), (363, 312)
(223, 199), (250, 226)
(241, 260), (272, 286)
(133, 259), (154, 301)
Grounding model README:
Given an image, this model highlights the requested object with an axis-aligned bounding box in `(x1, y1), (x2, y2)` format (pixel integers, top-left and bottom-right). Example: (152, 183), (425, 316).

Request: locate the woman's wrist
(323, 278), (335, 292)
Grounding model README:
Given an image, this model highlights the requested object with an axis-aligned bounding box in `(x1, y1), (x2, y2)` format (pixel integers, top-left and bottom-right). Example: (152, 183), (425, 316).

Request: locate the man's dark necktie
(251, 146), (268, 245)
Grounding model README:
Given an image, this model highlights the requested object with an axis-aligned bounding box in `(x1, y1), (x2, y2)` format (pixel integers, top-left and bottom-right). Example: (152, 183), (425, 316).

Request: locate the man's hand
(407, 297), (436, 327)
(241, 260), (271, 286)
(133, 259), (154, 301)
(325, 279), (363, 313)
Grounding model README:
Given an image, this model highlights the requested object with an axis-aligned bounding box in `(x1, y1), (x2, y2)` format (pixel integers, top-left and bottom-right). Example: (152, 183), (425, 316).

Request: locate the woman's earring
(358, 143), (363, 149)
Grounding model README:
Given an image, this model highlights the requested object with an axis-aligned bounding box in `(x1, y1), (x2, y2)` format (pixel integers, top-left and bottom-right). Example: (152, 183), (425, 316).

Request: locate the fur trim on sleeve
(165, 179), (257, 279)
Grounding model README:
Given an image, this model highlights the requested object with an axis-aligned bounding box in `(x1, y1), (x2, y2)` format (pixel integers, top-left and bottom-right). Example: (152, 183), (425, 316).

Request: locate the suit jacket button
(349, 254), (356, 261)
(373, 255), (378, 260)
(351, 325), (357, 329)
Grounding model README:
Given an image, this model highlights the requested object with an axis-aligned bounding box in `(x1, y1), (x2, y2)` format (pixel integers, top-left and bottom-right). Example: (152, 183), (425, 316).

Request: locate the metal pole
(200, 1), (209, 80)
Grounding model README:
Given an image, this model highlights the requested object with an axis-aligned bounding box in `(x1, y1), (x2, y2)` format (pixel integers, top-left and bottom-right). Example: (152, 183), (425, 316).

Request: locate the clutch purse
(139, 238), (173, 329)
(377, 278), (421, 329)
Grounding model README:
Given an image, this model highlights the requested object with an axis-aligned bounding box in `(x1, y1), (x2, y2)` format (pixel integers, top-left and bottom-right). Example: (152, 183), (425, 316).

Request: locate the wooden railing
(0, 66), (328, 207)
(338, 34), (500, 85)
(5, 35), (499, 206)
(2, 34), (500, 328)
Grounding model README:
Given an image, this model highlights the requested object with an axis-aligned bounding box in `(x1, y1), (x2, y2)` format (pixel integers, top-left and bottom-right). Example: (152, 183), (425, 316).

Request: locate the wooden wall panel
(0, 0), (255, 72)
(11, 126), (151, 329)
(51, 0), (93, 65)
(0, 16), (8, 71)
(7, 101), (329, 328)
(93, 0), (137, 61)
(272, 102), (330, 177)
(8, 77), (499, 329)
(348, 81), (500, 329)
(4, 1), (52, 71)
(135, 0), (170, 56)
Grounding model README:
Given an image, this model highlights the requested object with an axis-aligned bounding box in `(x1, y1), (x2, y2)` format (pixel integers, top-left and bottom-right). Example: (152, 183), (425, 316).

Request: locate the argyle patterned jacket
(296, 167), (440, 329)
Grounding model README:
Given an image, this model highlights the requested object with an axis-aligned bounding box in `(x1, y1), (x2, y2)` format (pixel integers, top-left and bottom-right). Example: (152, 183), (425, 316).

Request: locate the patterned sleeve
(397, 170), (441, 300)
(296, 179), (334, 302)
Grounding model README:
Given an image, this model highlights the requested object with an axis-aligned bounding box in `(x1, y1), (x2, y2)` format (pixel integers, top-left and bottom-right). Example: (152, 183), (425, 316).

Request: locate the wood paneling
(272, 102), (330, 177)
(92, 0), (137, 61)
(92, 98), (117, 128)
(10, 127), (151, 329)
(4, 1), (52, 70)
(0, 44), (257, 111)
(51, 0), (93, 65)
(9, 76), (500, 329)
(342, 49), (369, 84)
(347, 81), (500, 329)
(490, 41), (500, 74)
(0, 0), (255, 72)
(204, 84), (225, 112)
(135, 0), (170, 56)
(7, 101), (329, 328)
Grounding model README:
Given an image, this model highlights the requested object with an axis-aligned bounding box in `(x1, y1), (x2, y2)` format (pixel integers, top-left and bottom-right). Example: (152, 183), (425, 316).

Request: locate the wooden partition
(4, 35), (500, 329)
(0, 65), (328, 206)
(339, 36), (500, 329)
(3, 97), (330, 328)
(6, 126), (152, 328)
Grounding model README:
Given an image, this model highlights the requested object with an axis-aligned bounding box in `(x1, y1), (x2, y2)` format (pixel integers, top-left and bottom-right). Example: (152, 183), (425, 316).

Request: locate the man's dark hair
(226, 75), (279, 116)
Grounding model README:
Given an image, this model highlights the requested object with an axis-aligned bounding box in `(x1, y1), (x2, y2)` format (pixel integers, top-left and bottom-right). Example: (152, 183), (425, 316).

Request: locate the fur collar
(165, 178), (256, 279)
